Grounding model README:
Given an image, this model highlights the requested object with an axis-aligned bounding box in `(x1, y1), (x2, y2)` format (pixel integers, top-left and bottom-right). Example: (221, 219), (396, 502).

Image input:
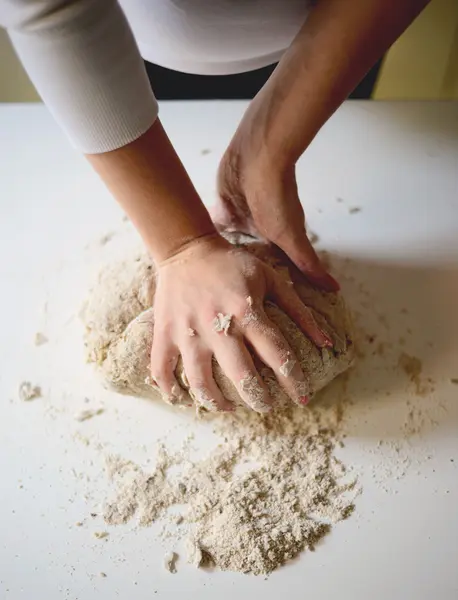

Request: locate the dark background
(145, 59), (383, 101)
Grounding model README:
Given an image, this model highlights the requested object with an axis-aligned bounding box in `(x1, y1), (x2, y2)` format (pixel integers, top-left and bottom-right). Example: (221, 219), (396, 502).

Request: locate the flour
(103, 399), (356, 575)
(75, 408), (104, 422)
(189, 387), (219, 412)
(212, 313), (232, 336)
(163, 551), (178, 573)
(34, 332), (48, 346)
(239, 375), (271, 413)
(18, 381), (42, 401)
(279, 354), (297, 378)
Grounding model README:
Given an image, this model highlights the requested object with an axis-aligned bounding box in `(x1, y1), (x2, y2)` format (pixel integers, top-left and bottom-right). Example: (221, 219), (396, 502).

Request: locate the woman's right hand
(149, 233), (333, 413)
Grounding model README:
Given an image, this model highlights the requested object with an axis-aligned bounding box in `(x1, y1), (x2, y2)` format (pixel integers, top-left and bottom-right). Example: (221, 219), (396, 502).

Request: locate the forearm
(1, 1), (214, 260)
(87, 120), (217, 262)
(242, 0), (430, 169)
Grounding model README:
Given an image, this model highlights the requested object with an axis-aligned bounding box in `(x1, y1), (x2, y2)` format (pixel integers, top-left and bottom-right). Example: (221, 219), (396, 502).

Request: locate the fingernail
(299, 396), (310, 405)
(323, 273), (340, 293)
(303, 271), (340, 293)
(322, 334), (334, 348)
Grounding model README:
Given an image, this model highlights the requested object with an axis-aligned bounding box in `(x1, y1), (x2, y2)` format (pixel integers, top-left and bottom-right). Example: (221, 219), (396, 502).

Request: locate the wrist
(155, 231), (230, 267)
(229, 93), (307, 181)
(223, 127), (294, 199)
(144, 219), (219, 264)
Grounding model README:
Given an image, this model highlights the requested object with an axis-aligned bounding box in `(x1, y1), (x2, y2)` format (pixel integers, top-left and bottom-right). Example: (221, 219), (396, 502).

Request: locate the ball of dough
(81, 234), (354, 410)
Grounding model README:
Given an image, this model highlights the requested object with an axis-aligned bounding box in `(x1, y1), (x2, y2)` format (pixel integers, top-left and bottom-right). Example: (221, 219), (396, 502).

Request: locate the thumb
(276, 231), (340, 293)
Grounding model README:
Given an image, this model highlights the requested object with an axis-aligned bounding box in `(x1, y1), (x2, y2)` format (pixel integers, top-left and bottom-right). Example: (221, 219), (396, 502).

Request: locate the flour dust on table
(103, 395), (357, 575)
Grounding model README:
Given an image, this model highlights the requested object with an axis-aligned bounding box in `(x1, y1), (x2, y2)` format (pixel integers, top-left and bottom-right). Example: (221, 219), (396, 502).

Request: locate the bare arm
(87, 119), (217, 262)
(217, 0), (430, 282)
(240, 0), (431, 169)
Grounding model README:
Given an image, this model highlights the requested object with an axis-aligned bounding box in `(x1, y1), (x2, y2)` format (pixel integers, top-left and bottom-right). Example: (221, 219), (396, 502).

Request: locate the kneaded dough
(81, 234), (355, 410)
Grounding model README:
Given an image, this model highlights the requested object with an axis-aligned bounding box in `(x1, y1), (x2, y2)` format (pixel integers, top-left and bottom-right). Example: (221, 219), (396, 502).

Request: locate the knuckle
(152, 320), (174, 341)
(150, 349), (177, 386)
(182, 348), (211, 387)
(149, 346), (164, 372)
(187, 374), (208, 390)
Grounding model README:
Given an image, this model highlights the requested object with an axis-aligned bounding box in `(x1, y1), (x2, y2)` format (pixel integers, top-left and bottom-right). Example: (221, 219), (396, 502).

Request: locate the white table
(1, 101), (458, 599)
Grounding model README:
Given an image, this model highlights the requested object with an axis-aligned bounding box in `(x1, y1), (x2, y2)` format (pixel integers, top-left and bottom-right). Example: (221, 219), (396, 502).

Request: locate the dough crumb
(93, 531), (109, 540)
(213, 313), (232, 336)
(246, 296), (253, 307)
(99, 232), (115, 245)
(191, 388), (218, 412)
(18, 381), (42, 402)
(279, 355), (297, 378)
(100, 572), (107, 578)
(186, 539), (204, 567)
(75, 408), (104, 422)
(164, 551), (178, 573)
(170, 383), (186, 403)
(349, 207), (361, 214)
(34, 332), (48, 346)
(188, 328), (196, 337)
(186, 538), (213, 568)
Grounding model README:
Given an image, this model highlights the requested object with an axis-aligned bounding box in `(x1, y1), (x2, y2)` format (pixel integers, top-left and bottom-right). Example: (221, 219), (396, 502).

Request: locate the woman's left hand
(213, 136), (340, 293)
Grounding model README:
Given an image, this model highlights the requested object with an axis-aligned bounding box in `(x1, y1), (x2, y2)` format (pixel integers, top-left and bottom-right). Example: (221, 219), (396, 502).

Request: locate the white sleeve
(0, 0), (158, 154)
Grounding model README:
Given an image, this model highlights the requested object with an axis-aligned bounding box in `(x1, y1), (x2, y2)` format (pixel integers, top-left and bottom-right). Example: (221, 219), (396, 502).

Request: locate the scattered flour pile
(103, 395), (357, 575)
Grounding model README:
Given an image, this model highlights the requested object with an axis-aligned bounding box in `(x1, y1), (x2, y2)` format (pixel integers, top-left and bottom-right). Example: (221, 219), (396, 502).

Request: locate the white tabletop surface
(1, 101), (458, 599)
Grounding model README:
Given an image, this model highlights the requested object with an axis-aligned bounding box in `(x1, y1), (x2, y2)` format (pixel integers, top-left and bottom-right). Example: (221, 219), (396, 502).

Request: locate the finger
(277, 232), (340, 292)
(212, 334), (272, 413)
(242, 309), (310, 405)
(150, 337), (188, 406)
(180, 339), (233, 412)
(266, 267), (333, 349)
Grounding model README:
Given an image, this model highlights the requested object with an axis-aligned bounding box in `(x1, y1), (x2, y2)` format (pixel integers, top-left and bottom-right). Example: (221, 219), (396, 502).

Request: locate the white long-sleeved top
(0, 1), (309, 153)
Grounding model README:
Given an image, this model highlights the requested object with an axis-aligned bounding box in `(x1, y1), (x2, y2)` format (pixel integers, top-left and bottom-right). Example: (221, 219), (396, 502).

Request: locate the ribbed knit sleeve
(0, 0), (158, 153)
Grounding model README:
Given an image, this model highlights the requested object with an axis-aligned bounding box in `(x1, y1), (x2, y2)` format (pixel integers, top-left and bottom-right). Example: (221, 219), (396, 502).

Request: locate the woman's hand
(150, 233), (333, 413)
(214, 0), (429, 295)
(214, 139), (340, 293)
